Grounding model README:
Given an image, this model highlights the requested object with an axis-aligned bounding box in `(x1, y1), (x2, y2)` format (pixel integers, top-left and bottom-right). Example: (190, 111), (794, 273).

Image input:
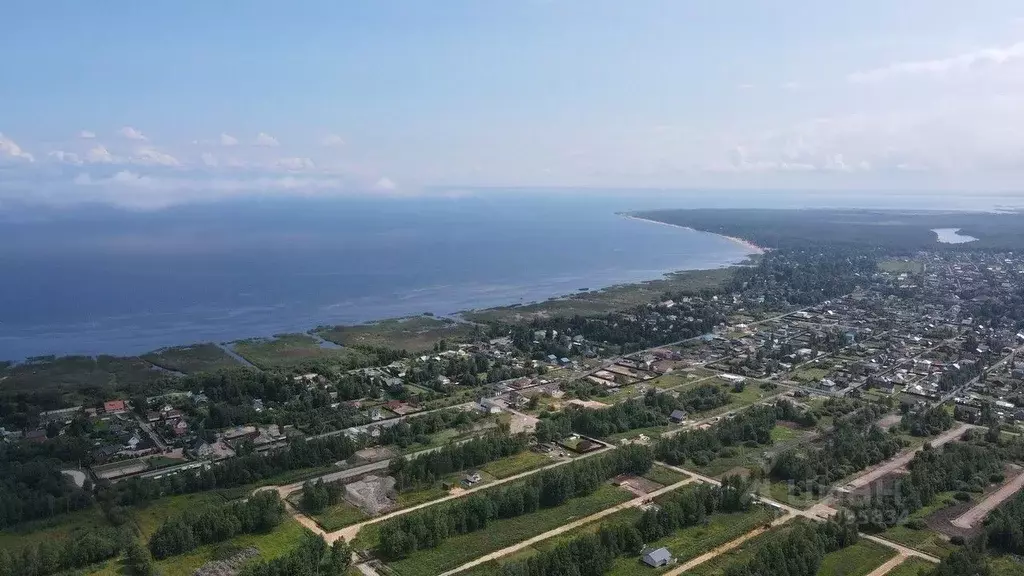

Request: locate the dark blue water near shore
(0, 194), (752, 359)
(2, 189), (1022, 360)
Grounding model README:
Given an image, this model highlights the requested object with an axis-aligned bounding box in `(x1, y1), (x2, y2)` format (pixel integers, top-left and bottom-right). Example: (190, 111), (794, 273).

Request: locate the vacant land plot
(385, 484), (634, 576)
(231, 333), (372, 369)
(141, 343), (242, 373)
(480, 450), (551, 479)
(886, 557), (936, 576)
(878, 259), (925, 274)
(989, 556), (1024, 576)
(643, 464), (688, 487)
(687, 520), (803, 576)
(816, 539), (896, 576)
(132, 492), (227, 538)
(953, 468), (1024, 529)
(311, 500), (368, 532)
(463, 267), (737, 323)
(607, 507), (777, 576)
(0, 506), (110, 552)
(316, 316), (478, 352)
(150, 517), (306, 576)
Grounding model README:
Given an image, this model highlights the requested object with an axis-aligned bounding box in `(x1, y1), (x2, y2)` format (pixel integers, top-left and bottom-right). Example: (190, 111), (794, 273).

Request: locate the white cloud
(220, 133), (239, 146)
(48, 150), (82, 164)
(373, 176), (397, 191)
(276, 157), (316, 171)
(131, 147), (181, 167)
(781, 81), (801, 90)
(201, 152), (219, 167)
(321, 134), (345, 147)
(849, 42), (1024, 83)
(253, 132), (280, 147)
(119, 126), (148, 141)
(78, 130), (96, 139)
(0, 133), (34, 162)
(86, 145), (119, 164)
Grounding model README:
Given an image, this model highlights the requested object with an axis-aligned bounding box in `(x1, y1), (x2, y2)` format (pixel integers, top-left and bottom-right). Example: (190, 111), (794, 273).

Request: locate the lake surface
(0, 195), (756, 359)
(2, 189), (1020, 360)
(932, 228), (978, 244)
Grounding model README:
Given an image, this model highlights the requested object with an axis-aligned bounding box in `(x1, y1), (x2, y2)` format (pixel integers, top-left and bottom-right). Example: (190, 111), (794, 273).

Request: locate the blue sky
(2, 0), (1024, 208)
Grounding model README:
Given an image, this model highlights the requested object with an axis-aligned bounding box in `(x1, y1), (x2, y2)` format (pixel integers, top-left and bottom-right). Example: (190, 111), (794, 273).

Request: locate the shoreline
(621, 214), (767, 254)
(2, 220), (757, 363)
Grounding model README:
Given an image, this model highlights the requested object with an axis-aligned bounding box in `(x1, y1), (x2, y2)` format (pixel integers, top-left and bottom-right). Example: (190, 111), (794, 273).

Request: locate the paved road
(438, 476), (698, 576)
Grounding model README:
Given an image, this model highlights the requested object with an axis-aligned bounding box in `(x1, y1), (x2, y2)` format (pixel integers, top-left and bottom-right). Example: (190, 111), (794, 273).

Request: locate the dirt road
(841, 423), (972, 492)
(952, 469), (1024, 529)
(437, 475), (697, 576)
(330, 445), (614, 543)
(864, 554), (909, 576)
(662, 513), (795, 576)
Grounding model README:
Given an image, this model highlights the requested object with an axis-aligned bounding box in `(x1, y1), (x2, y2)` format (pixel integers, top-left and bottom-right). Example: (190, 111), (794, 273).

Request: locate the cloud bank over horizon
(3, 1), (1024, 209)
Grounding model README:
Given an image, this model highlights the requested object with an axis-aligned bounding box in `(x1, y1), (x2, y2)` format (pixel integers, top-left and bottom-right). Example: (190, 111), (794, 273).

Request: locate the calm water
(2, 189), (1021, 360)
(932, 228), (978, 244)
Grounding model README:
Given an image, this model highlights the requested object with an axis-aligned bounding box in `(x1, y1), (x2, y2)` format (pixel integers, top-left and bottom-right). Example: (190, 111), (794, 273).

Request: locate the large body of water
(2, 189), (1021, 360)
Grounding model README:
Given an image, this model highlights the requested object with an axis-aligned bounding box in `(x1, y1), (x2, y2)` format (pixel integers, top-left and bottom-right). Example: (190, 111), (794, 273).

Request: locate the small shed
(669, 409), (687, 423)
(641, 547), (672, 568)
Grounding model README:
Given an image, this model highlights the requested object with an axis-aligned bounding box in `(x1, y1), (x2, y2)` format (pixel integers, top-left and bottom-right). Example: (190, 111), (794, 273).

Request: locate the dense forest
(900, 404), (954, 437)
(985, 486), (1024, 554)
(0, 525), (126, 576)
(376, 445), (653, 559)
(0, 456), (94, 528)
(497, 476), (753, 576)
(148, 491), (285, 559)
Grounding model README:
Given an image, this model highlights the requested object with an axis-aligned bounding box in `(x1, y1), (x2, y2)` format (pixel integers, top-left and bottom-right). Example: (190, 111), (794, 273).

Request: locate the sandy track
(864, 554), (909, 576)
(952, 469), (1024, 529)
(843, 424), (972, 492)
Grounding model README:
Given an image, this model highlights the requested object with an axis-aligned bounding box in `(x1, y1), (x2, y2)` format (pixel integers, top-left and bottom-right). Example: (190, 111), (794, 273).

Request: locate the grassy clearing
(480, 450), (551, 479)
(315, 316), (479, 352)
(0, 355), (167, 394)
(141, 343), (242, 373)
(878, 259), (925, 274)
(385, 484), (634, 576)
(886, 557), (936, 576)
(879, 491), (960, 558)
(311, 500), (369, 532)
(151, 518), (308, 576)
(462, 268), (737, 323)
(643, 464), (688, 487)
(765, 480), (817, 510)
(132, 492), (226, 538)
(990, 555), (1024, 576)
(791, 367), (830, 383)
(771, 425), (799, 442)
(0, 506), (110, 552)
(816, 539), (896, 576)
(231, 333), (372, 369)
(607, 507), (778, 576)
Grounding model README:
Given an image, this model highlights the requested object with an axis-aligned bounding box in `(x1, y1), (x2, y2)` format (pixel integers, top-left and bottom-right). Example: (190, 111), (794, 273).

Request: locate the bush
(990, 473), (1005, 483)
(905, 519), (927, 530)
(954, 492), (971, 502)
(950, 535), (966, 545)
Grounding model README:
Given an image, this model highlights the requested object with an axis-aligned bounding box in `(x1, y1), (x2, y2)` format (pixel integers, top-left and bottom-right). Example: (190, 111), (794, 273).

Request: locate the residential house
(103, 400), (127, 415)
(641, 547), (672, 568)
(669, 410), (687, 423)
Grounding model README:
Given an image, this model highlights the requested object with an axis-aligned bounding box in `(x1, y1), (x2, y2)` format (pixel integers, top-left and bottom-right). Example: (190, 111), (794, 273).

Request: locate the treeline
(300, 479), (345, 514)
(388, 433), (531, 491)
(985, 486), (1024, 554)
(0, 456), (94, 528)
(655, 400), (813, 467)
(771, 405), (904, 497)
(900, 404), (954, 437)
(535, 385), (731, 442)
(0, 526), (124, 576)
(103, 433), (358, 507)
(241, 531), (351, 576)
(149, 491), (285, 559)
(377, 408), (482, 449)
(852, 440), (1004, 531)
(377, 445), (653, 559)
(723, 514), (860, 576)
(497, 477), (754, 576)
